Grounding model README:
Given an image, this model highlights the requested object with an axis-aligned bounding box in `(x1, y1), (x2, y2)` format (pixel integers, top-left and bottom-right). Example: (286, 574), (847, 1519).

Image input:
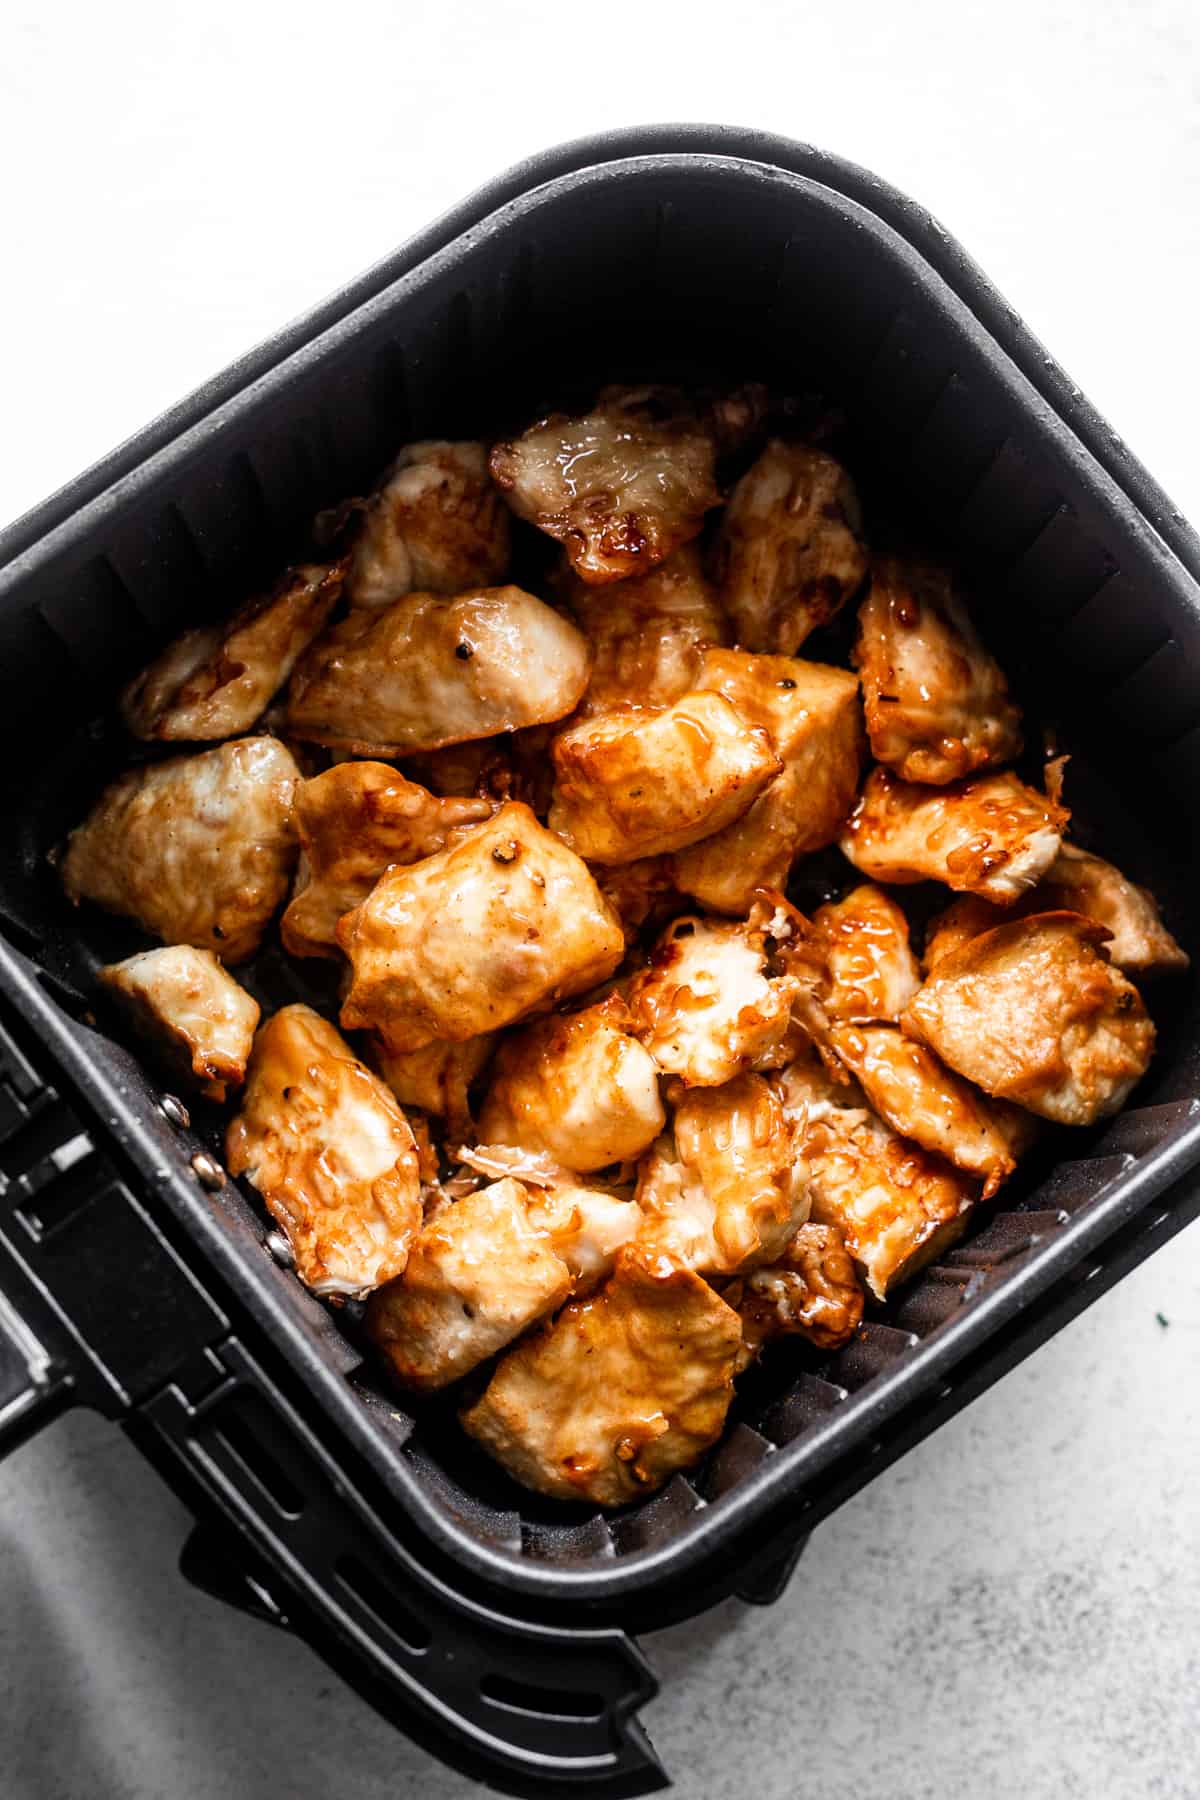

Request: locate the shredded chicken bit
(62, 736), (299, 963)
(460, 1242), (743, 1506)
(853, 555), (1022, 783)
(730, 1221), (864, 1355)
(99, 946), (260, 1104)
(903, 911), (1155, 1126)
(226, 1005), (422, 1296)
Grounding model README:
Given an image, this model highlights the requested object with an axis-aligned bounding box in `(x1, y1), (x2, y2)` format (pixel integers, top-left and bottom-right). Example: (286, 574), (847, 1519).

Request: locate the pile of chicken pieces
(62, 384), (1187, 1510)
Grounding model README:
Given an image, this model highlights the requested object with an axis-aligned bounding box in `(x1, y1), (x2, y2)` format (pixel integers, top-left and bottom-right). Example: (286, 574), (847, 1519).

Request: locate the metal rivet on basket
(191, 1152), (225, 1190)
(265, 1231), (294, 1269)
(159, 1094), (190, 1130)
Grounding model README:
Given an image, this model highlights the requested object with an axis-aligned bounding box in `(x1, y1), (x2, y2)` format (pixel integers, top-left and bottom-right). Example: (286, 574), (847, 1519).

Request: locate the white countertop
(1, 4), (1198, 1795)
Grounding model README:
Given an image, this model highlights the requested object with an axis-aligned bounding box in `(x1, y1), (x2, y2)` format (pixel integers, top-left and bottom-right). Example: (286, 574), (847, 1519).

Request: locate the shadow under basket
(1, 128), (1199, 1798)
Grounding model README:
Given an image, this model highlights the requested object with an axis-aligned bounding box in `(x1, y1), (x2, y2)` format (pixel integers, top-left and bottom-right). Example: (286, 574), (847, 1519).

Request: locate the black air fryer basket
(1, 128), (1198, 1796)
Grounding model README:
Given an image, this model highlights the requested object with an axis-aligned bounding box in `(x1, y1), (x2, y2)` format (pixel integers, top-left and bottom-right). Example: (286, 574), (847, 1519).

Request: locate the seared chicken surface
(673, 650), (863, 914)
(226, 1005), (422, 1294)
(121, 562), (343, 742)
(711, 441), (867, 652)
(338, 803), (625, 1049)
(99, 946), (260, 1103)
(460, 1243), (742, 1505)
(490, 385), (723, 584)
(808, 883), (921, 1023)
(521, 1183), (642, 1292)
(732, 1220), (864, 1353)
(281, 761), (491, 959)
(549, 691), (781, 865)
(597, 856), (683, 944)
(371, 1032), (496, 1142)
(286, 586), (590, 756)
(335, 441), (510, 609)
(840, 767), (1068, 903)
(903, 911), (1155, 1125)
(63, 736), (299, 963)
(853, 556), (1022, 783)
(559, 545), (729, 717)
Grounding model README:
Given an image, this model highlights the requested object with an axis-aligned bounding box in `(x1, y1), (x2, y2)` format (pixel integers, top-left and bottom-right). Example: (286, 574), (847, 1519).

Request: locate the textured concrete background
(1, 2), (1198, 1795)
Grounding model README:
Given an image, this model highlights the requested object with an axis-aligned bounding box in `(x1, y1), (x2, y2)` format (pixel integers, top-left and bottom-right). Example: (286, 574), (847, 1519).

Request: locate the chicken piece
(98, 946), (260, 1103)
(460, 1243), (742, 1505)
(120, 562), (343, 742)
(839, 767), (1068, 903)
(557, 546), (729, 716)
(673, 651), (863, 913)
(853, 556), (1023, 783)
(338, 803), (625, 1050)
(922, 894), (1002, 974)
(61, 736), (299, 963)
(478, 998), (665, 1173)
(597, 857), (683, 945)
(827, 1023), (1034, 1196)
(626, 913), (801, 1086)
(280, 762), (491, 959)
(902, 912), (1155, 1126)
(522, 1183), (643, 1293)
(334, 441), (510, 609)
(286, 586), (590, 757)
(489, 385), (722, 585)
(548, 691), (780, 865)
(407, 737), (515, 802)
(732, 1221), (864, 1353)
(635, 1073), (809, 1275)
(811, 884), (921, 1022)
(225, 1005), (421, 1295)
(364, 1178), (572, 1391)
(710, 441), (867, 653)
(372, 1032), (496, 1142)
(775, 1054), (977, 1299)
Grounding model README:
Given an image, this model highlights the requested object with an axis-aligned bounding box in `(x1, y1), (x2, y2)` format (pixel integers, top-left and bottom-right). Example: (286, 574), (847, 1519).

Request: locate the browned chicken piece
(922, 894), (1003, 974)
(460, 1243), (742, 1505)
(902, 911), (1155, 1126)
(280, 762), (492, 959)
(338, 803), (625, 1050)
(810, 883), (921, 1022)
(226, 1005), (422, 1295)
(364, 1178), (573, 1391)
(522, 1182), (643, 1292)
(732, 1221), (864, 1353)
(673, 650), (864, 914)
(407, 737), (514, 801)
(286, 586), (590, 757)
(489, 386), (723, 585)
(635, 1073), (809, 1275)
(120, 562), (343, 742)
(853, 556), (1023, 783)
(548, 690), (780, 865)
(557, 546), (730, 716)
(710, 441), (868, 653)
(98, 946), (260, 1103)
(372, 1032), (497, 1142)
(61, 736), (299, 963)
(839, 767), (1068, 904)
(478, 997), (665, 1172)
(335, 441), (510, 609)
(827, 1023), (1035, 1196)
(776, 1053), (977, 1298)
(597, 857), (684, 945)
(626, 913), (802, 1086)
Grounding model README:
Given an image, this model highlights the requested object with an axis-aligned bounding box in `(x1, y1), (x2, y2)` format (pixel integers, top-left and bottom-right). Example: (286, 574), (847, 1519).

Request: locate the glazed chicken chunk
(675, 650), (863, 913)
(597, 856), (683, 944)
(61, 736), (299, 963)
(226, 1005), (422, 1295)
(853, 556), (1023, 783)
(521, 1182), (642, 1293)
(99, 946), (260, 1103)
(281, 762), (492, 959)
(478, 997), (665, 1172)
(902, 912), (1155, 1126)
(120, 561), (343, 741)
(840, 767), (1068, 904)
(809, 884), (921, 1023)
(732, 1221), (864, 1354)
(626, 913), (801, 1086)
(489, 385), (722, 585)
(338, 803), (625, 1050)
(548, 690), (780, 864)
(636, 1073), (810, 1275)
(372, 1032), (496, 1142)
(460, 1243), (743, 1506)
(710, 441), (868, 652)
(557, 546), (729, 716)
(334, 441), (510, 609)
(364, 1178), (573, 1391)
(286, 586), (590, 757)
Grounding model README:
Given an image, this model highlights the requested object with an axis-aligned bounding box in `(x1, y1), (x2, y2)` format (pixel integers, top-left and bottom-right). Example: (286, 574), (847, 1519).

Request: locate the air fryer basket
(1, 129), (1199, 1796)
